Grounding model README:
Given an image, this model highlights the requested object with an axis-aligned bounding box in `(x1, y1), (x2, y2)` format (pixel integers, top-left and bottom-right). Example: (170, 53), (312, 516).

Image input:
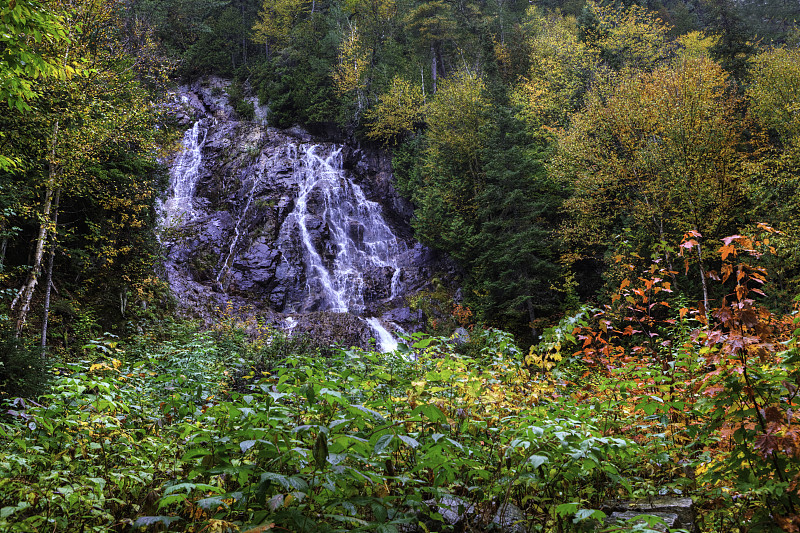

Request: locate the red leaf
(755, 434), (778, 456)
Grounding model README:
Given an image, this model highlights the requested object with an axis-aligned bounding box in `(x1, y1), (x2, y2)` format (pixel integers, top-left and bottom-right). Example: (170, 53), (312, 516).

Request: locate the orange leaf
(720, 244), (736, 261)
(736, 285), (747, 300)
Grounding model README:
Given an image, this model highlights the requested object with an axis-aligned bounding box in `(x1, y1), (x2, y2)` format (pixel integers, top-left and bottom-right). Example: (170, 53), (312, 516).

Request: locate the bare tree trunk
(431, 43), (437, 93)
(655, 215), (680, 292)
(40, 188), (61, 355)
(12, 120), (60, 336)
(687, 199), (710, 326)
(241, 3), (247, 65)
(641, 187), (679, 291)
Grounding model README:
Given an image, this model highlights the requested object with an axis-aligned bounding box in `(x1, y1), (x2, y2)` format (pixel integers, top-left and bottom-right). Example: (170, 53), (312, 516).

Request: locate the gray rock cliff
(160, 77), (453, 348)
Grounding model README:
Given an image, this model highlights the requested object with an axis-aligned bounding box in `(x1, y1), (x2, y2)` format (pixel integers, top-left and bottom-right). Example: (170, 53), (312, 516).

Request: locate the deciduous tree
(555, 57), (747, 305)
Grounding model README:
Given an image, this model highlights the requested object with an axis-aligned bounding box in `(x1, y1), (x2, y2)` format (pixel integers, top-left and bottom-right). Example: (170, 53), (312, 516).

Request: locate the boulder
(602, 497), (695, 532)
(419, 496), (527, 533)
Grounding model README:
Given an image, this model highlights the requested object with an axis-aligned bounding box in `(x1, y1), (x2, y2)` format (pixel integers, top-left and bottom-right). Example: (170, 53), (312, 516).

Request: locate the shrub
(0, 329), (50, 400)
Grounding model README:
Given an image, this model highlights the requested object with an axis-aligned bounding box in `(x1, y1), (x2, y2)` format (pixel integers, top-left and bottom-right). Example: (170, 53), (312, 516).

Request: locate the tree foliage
(0, 0), (167, 341)
(556, 57), (746, 293)
(0, 0), (71, 111)
(364, 76), (425, 145)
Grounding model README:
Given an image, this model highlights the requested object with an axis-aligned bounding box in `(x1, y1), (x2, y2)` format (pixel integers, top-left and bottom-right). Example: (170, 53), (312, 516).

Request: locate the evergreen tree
(467, 106), (562, 335)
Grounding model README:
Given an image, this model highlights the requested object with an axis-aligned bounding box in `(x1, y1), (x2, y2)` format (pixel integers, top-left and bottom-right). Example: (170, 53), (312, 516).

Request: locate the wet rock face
(291, 312), (374, 351)
(160, 78), (456, 345)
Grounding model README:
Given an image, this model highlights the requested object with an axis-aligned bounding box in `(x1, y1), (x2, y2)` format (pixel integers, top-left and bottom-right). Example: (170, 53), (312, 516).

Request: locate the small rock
(493, 502), (526, 533)
(452, 327), (470, 346)
(608, 511), (678, 532)
(420, 496), (526, 533)
(425, 495), (475, 525)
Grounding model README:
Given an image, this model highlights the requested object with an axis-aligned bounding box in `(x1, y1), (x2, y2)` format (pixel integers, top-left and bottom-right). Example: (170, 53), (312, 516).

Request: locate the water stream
(216, 163), (263, 288)
(164, 124), (403, 352)
(275, 144), (404, 351)
(365, 317), (398, 353)
(161, 119), (208, 223)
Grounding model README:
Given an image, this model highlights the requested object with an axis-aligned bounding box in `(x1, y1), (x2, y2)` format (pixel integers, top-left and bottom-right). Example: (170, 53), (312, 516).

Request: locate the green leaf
(374, 434), (394, 455)
(1, 503), (27, 519)
(398, 435), (420, 448)
(197, 496), (228, 510)
(164, 483), (222, 495)
(528, 455), (548, 468)
(573, 509), (606, 522)
(417, 404), (447, 423)
(260, 472), (309, 491)
(313, 431), (329, 468)
(157, 493), (188, 509)
(555, 502), (580, 517)
(351, 404), (387, 423)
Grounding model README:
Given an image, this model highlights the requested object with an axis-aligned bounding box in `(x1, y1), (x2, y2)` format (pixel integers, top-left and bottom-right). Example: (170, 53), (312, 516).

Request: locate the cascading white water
(278, 144), (405, 314)
(162, 116), (407, 353)
(366, 317), (398, 353)
(277, 143), (405, 351)
(161, 120), (208, 223)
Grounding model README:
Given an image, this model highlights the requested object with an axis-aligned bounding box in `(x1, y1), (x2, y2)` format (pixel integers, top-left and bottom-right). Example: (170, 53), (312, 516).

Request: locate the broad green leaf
(417, 404), (447, 423)
(374, 434), (394, 455)
(527, 455), (548, 468)
(555, 502), (579, 516)
(398, 435), (420, 448)
(573, 509), (606, 522)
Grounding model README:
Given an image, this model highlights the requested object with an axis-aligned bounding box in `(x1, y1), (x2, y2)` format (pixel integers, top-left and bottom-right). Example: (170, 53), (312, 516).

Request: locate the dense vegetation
(3, 0), (800, 530)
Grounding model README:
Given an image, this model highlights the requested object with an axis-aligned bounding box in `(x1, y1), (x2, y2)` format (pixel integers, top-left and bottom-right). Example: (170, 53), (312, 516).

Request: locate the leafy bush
(0, 326), (655, 532)
(0, 329), (50, 400)
(226, 81), (255, 121)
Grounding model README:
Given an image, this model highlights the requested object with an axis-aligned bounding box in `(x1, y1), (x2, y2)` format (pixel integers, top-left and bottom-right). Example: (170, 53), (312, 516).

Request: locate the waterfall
(277, 144), (406, 314)
(161, 120), (208, 223)
(366, 317), (398, 353)
(162, 105), (415, 352)
(276, 143), (404, 349)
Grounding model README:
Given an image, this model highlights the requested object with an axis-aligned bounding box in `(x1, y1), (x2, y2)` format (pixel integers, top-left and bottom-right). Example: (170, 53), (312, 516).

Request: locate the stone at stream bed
(606, 511), (679, 532)
(602, 497), (695, 532)
(413, 496), (526, 533)
(451, 327), (470, 346)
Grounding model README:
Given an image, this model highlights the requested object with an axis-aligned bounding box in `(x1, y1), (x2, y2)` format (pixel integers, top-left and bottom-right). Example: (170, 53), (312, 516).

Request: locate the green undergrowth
(0, 324), (690, 533)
